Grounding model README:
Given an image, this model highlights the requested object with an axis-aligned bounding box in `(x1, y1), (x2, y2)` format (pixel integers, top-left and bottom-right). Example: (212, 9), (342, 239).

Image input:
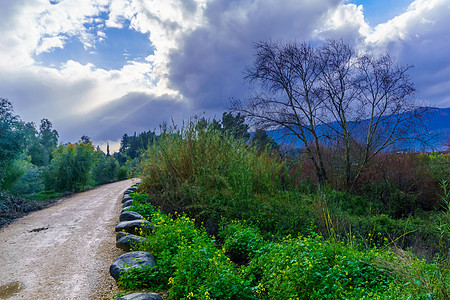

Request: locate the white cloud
(365, 0), (448, 45)
(36, 36), (67, 54)
(315, 3), (371, 44)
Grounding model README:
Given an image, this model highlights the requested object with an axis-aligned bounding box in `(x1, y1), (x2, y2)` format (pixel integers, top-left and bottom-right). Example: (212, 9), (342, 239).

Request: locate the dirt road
(0, 179), (136, 299)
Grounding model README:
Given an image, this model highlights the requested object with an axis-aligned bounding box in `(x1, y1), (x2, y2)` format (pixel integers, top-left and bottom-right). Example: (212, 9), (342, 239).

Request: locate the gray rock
(116, 231), (127, 242)
(116, 234), (147, 251)
(109, 251), (156, 280)
(115, 220), (154, 235)
(116, 293), (162, 300)
(121, 206), (132, 213)
(120, 211), (143, 222)
(122, 199), (134, 208)
(122, 194), (133, 203)
(124, 186), (137, 195)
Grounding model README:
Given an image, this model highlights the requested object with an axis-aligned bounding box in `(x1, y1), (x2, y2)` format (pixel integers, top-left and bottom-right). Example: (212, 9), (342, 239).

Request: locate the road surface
(0, 179), (136, 299)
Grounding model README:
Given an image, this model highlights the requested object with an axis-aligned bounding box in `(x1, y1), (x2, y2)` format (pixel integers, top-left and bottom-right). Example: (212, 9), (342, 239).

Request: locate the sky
(0, 0), (449, 151)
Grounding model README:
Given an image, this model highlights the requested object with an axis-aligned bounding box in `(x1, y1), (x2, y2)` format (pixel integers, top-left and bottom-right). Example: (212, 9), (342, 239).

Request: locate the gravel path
(0, 179), (136, 299)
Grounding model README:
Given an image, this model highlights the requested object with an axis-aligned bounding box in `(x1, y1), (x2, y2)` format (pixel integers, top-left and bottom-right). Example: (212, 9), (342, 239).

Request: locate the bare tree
(235, 39), (425, 187)
(317, 40), (359, 187)
(234, 40), (329, 185)
(350, 52), (420, 185)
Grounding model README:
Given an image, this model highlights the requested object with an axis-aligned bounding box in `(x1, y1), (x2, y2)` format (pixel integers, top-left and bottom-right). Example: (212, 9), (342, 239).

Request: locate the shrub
(127, 193), (156, 220)
(245, 234), (400, 299)
(121, 208), (253, 299)
(169, 236), (253, 300)
(116, 167), (128, 180)
(1, 159), (30, 191)
(123, 211), (209, 290)
(43, 142), (96, 192)
(92, 154), (118, 184)
(117, 264), (159, 291)
(219, 221), (265, 264)
(8, 163), (45, 196)
(354, 152), (443, 212)
(119, 198), (449, 299)
(139, 122), (290, 234)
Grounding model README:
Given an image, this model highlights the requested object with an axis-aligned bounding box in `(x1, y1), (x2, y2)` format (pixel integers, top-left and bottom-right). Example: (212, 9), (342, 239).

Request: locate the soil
(0, 179), (137, 299)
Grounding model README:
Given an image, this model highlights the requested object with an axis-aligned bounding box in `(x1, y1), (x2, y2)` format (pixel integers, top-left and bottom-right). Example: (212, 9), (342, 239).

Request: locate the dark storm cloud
(168, 0), (341, 111)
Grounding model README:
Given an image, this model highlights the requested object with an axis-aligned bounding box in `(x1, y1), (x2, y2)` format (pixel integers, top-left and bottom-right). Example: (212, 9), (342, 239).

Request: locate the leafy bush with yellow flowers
(219, 220), (264, 264)
(118, 197), (449, 299)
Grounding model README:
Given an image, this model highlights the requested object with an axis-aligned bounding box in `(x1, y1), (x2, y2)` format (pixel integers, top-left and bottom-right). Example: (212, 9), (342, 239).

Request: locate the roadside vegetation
(117, 118), (449, 299)
(0, 98), (133, 227)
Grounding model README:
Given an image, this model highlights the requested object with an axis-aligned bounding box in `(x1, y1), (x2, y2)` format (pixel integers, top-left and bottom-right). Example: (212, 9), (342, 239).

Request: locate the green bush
(92, 154), (118, 184)
(117, 264), (159, 291)
(11, 165), (45, 196)
(245, 234), (400, 299)
(139, 122), (303, 235)
(119, 198), (449, 299)
(116, 167), (128, 180)
(122, 211), (209, 290)
(120, 207), (254, 299)
(170, 236), (253, 300)
(1, 159), (30, 191)
(127, 193), (156, 220)
(43, 142), (96, 192)
(220, 221), (265, 263)
(360, 181), (418, 218)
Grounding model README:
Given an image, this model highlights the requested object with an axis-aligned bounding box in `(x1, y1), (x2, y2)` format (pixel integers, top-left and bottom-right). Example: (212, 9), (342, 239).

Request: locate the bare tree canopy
(234, 39), (427, 187)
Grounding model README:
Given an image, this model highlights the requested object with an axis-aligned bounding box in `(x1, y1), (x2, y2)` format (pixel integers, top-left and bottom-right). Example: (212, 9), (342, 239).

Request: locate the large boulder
(110, 251), (156, 280)
(124, 186), (137, 195)
(122, 199), (134, 208)
(116, 293), (162, 300)
(115, 220), (154, 235)
(122, 194), (134, 203)
(120, 211), (143, 222)
(116, 234), (147, 251)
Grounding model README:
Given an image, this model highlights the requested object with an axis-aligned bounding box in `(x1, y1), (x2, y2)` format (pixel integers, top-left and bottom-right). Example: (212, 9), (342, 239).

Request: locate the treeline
(0, 98), (128, 203)
(115, 112), (279, 166)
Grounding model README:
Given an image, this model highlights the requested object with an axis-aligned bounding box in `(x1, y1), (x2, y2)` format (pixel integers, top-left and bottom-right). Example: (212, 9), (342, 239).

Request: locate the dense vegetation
(117, 120), (449, 299)
(0, 98), (128, 227)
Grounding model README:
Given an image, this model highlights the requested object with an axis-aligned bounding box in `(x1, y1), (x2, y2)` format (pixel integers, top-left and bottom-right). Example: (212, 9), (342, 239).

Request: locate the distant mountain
(262, 107), (450, 151)
(426, 107), (450, 136)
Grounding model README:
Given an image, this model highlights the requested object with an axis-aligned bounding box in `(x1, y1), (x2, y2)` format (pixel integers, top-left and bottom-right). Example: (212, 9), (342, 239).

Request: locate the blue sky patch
(350, 0), (412, 26)
(35, 22), (155, 70)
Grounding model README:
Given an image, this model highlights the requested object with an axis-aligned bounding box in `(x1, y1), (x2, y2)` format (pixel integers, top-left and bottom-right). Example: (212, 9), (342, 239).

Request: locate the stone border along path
(0, 179), (136, 299)
(110, 183), (163, 300)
